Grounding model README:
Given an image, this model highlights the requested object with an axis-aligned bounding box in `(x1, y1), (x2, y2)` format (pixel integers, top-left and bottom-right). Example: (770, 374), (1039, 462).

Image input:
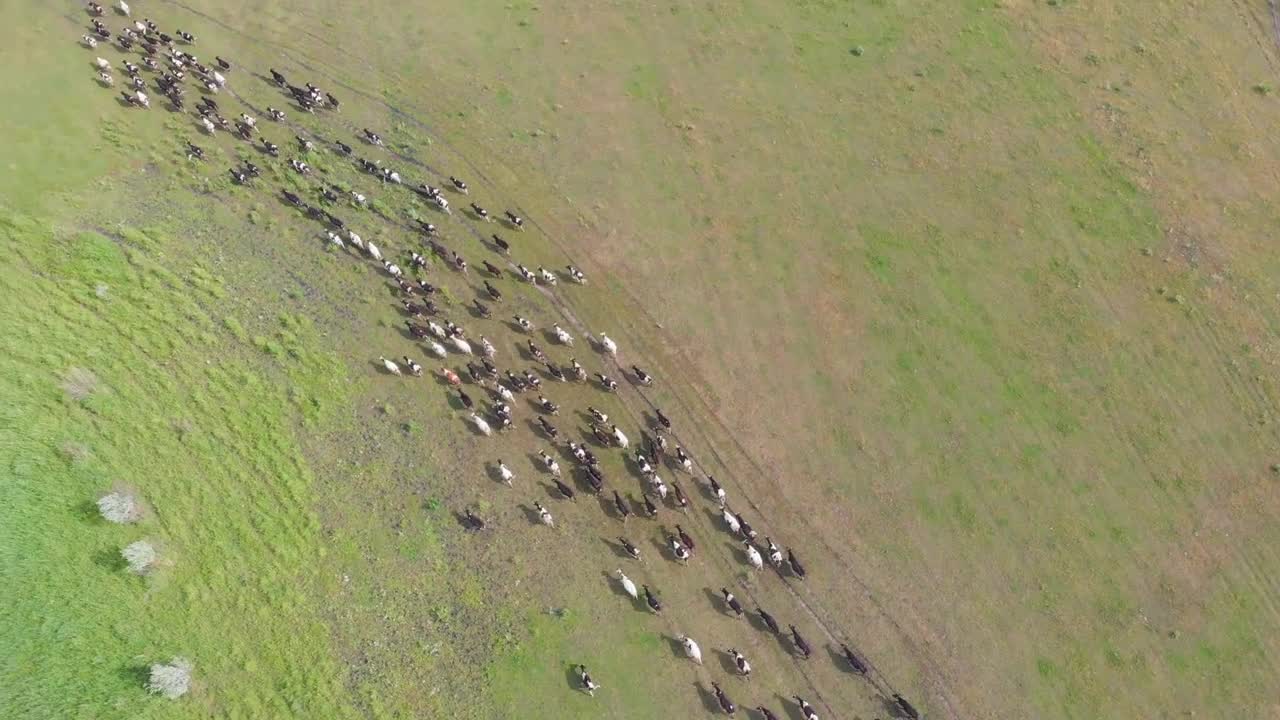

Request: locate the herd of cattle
(79, 3), (925, 718)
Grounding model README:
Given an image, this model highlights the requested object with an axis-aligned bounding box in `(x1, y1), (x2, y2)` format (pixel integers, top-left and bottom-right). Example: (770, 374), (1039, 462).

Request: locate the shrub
(146, 657), (193, 699)
(121, 540), (158, 574)
(97, 491), (142, 524)
(61, 367), (98, 400)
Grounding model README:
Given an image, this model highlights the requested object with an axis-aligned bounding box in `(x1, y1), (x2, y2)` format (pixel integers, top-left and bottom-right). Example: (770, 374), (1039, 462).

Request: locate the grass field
(3, 0), (1280, 718)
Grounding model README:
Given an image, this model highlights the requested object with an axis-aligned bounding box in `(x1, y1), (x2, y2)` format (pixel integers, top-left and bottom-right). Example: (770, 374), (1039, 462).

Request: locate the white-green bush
(96, 491), (142, 524)
(121, 540), (157, 575)
(146, 657), (193, 699)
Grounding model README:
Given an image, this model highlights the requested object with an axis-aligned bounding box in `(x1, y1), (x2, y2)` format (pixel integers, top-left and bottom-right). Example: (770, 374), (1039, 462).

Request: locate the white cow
(469, 413), (492, 437)
(616, 569), (638, 599)
(553, 324), (574, 346)
(366, 242), (382, 261)
(535, 501), (554, 528)
(599, 333), (617, 356)
(378, 356), (401, 376)
(722, 508), (741, 534)
(680, 635), (703, 665)
(497, 461), (514, 487)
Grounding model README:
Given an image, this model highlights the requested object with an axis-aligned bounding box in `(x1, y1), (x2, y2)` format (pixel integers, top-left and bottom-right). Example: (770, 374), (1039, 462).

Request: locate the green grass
(0, 215), (357, 718)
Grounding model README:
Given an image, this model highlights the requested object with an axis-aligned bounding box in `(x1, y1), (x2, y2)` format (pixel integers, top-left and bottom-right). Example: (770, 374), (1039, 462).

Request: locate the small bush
(97, 491), (142, 524)
(146, 657), (193, 699)
(62, 367), (99, 401)
(60, 441), (92, 464)
(121, 540), (158, 574)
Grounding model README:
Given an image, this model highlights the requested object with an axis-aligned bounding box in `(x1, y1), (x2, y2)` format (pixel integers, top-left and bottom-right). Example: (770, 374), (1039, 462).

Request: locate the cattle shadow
(665, 454), (690, 475)
(695, 682), (723, 715)
(516, 503), (545, 527)
(625, 493), (652, 520)
(523, 417), (549, 440)
(272, 192), (308, 214)
(601, 537), (637, 561)
(775, 694), (807, 720)
(502, 319), (527, 335)
(622, 453), (647, 478)
(563, 664), (581, 693)
(484, 235), (509, 254)
(73, 499), (102, 524)
(452, 509), (480, 531)
(727, 540), (756, 568)
(537, 363), (568, 383)
(516, 344), (542, 363)
(485, 463), (510, 487)
(881, 695), (913, 719)
(609, 494), (632, 522)
(697, 477), (721, 502)
(92, 546), (125, 571)
(669, 483), (692, 512)
(825, 643), (862, 675)
(524, 452), (548, 473)
(462, 415), (490, 437)
(582, 426), (611, 448)
(445, 391), (472, 412)
(703, 586), (729, 615)
(702, 505), (729, 532)
(116, 661), (150, 687)
(542, 480), (574, 502)
(594, 493), (615, 518)
(646, 534), (669, 561)
(662, 634), (688, 660)
(464, 208), (490, 223)
(714, 648), (741, 677)
(746, 607), (773, 635)
(601, 570), (637, 604)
